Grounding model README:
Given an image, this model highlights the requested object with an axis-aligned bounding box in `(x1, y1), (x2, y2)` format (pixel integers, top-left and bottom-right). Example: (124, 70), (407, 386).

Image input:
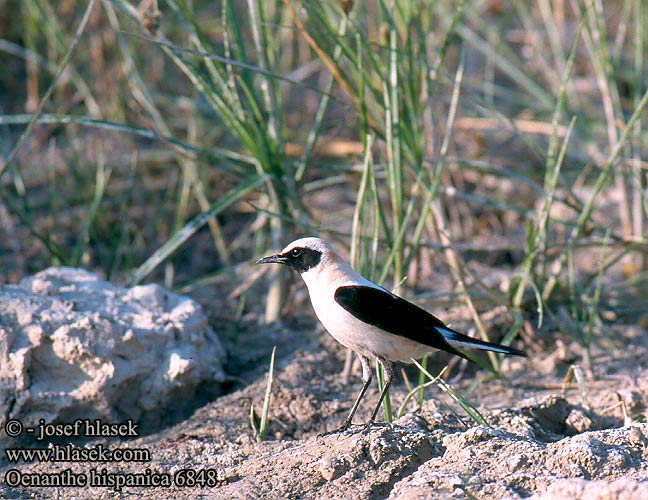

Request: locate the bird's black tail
(439, 326), (526, 357)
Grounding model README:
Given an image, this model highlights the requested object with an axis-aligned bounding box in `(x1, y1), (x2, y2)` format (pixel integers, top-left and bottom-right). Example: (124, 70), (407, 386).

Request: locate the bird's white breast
(300, 263), (430, 362)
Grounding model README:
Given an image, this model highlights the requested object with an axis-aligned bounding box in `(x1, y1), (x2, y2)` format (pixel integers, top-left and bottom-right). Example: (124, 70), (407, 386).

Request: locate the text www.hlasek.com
(5, 444), (150, 463)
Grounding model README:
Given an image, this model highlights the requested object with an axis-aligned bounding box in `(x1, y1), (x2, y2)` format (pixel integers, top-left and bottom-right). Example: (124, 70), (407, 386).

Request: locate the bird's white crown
(281, 237), (333, 255)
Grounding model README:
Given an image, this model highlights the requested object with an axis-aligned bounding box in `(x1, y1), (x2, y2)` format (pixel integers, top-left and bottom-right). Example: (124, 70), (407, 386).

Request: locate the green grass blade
(376, 361), (392, 424)
(129, 175), (267, 286)
(0, 113), (256, 171)
(72, 154), (111, 266)
(259, 346), (277, 440)
(411, 358), (488, 426)
(0, 0), (96, 180)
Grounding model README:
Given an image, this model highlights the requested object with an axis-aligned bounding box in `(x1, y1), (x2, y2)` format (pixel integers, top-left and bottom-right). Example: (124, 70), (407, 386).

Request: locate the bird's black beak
(256, 253), (289, 265)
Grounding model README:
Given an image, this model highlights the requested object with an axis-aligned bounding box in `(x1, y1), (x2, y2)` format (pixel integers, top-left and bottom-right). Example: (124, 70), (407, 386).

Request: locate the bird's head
(256, 237), (331, 274)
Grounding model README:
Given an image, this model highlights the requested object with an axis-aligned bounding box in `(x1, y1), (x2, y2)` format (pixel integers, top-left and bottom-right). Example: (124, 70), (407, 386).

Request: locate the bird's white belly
(307, 286), (428, 362)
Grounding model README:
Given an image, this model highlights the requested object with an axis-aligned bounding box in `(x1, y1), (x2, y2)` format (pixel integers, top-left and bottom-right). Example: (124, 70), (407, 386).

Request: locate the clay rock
(0, 267), (226, 431)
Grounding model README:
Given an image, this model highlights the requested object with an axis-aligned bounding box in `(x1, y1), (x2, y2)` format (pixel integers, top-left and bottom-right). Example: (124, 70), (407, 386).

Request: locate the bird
(257, 237), (526, 434)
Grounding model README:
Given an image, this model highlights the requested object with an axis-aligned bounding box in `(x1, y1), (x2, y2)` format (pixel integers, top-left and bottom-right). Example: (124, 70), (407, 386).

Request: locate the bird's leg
(341, 348), (355, 385)
(362, 358), (393, 433)
(321, 355), (372, 436)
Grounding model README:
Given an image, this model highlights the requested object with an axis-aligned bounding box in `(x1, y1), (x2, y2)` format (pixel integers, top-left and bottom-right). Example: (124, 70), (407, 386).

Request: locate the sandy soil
(2, 280), (647, 500)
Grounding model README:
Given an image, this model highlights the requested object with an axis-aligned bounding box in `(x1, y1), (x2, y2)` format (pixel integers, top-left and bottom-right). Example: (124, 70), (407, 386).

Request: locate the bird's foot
(360, 420), (376, 434)
(360, 420), (394, 434)
(318, 420), (392, 438)
(318, 420), (356, 438)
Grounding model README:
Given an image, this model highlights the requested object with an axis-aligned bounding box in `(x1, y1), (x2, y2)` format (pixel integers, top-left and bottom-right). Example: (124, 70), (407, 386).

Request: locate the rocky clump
(0, 268), (226, 433)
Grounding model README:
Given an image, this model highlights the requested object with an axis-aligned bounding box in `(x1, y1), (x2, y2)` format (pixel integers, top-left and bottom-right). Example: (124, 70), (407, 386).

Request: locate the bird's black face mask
(257, 247), (322, 274)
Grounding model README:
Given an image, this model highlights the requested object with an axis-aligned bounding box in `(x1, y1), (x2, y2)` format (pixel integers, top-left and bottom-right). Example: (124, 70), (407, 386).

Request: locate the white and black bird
(257, 237), (526, 433)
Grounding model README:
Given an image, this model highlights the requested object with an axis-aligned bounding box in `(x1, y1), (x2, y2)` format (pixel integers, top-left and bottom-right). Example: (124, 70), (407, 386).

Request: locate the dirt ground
(2, 1), (648, 497)
(1, 267), (647, 499)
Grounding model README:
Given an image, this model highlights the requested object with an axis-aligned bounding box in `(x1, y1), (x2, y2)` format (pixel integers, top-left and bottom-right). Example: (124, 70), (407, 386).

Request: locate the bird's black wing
(334, 285), (471, 361)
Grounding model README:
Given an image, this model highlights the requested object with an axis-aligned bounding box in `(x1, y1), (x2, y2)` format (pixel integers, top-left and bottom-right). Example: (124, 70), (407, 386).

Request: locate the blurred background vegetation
(0, 0), (647, 370)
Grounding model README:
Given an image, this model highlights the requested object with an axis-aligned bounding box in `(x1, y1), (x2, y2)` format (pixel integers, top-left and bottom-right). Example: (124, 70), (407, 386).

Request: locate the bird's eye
(290, 248), (303, 257)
